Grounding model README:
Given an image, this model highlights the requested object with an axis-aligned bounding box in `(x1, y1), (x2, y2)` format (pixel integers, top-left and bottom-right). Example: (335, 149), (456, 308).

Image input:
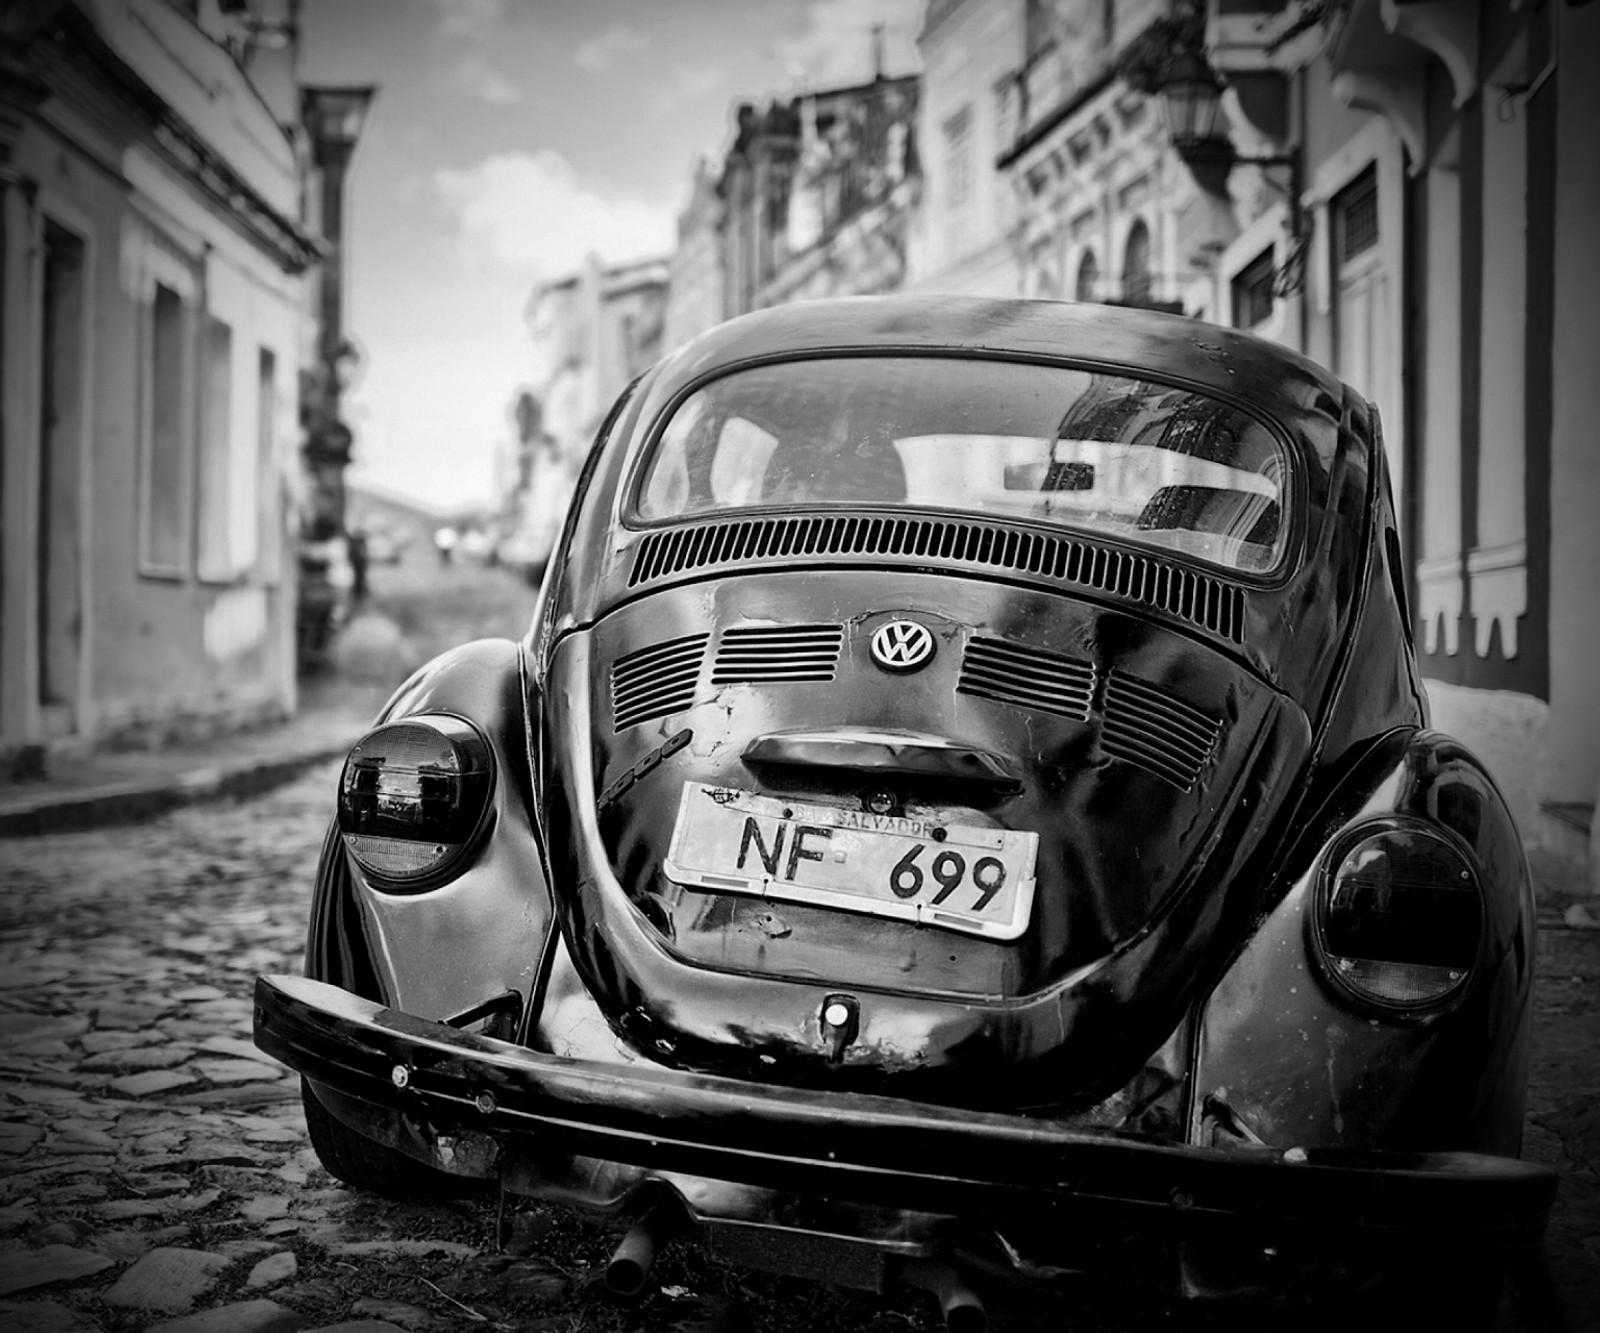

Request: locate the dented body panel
(307, 639), (556, 1027)
(1194, 730), (1535, 1159)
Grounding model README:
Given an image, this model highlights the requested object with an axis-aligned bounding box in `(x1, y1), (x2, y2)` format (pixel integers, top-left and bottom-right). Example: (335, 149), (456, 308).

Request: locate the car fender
(1191, 728), (1534, 1158)
(304, 639), (555, 1028)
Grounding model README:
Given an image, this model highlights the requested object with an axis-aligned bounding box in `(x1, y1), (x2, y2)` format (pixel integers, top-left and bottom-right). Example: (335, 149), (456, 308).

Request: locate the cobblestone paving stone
(0, 765), (1596, 1332)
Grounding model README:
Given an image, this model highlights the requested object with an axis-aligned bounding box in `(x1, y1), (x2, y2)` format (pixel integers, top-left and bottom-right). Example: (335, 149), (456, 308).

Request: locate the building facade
(754, 74), (921, 308)
(669, 71), (921, 337)
(996, 0), (1244, 314)
(503, 254), (670, 572)
(661, 158), (724, 357)
(900, 0), (1599, 884)
(1187, 0), (1599, 880)
(907, 0), (1025, 294)
(524, 253), (670, 467)
(0, 0), (318, 761)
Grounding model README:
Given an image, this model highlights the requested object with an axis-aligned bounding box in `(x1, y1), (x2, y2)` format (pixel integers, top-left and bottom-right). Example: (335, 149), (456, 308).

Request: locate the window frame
(1333, 165), (1380, 268)
(942, 103), (975, 221)
(136, 242), (199, 580)
(623, 350), (1303, 584)
(1075, 249), (1100, 303)
(1231, 246), (1278, 331)
(256, 346), (283, 587)
(1120, 218), (1153, 307)
(196, 312), (236, 584)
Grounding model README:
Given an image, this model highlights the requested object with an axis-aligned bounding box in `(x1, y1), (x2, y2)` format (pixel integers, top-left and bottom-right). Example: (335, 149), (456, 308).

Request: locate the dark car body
(255, 296), (1555, 1319)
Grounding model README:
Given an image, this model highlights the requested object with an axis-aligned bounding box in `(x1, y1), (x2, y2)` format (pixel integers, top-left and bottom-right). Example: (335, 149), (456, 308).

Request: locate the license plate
(664, 783), (1038, 941)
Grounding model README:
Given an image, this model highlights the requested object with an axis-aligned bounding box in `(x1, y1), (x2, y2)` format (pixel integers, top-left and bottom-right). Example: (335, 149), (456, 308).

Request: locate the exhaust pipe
(904, 1260), (987, 1333)
(605, 1203), (679, 1297)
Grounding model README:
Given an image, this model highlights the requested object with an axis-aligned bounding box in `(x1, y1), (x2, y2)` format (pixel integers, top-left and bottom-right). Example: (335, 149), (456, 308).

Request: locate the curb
(0, 742), (353, 838)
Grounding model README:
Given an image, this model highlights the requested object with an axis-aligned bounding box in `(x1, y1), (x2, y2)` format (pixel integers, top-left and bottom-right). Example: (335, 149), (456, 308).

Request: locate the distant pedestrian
(434, 525), (458, 565)
(347, 527), (369, 602)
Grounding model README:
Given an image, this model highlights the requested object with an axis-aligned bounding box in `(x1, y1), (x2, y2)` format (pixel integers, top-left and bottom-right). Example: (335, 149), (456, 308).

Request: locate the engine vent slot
(711, 624), (843, 683)
(1100, 670), (1222, 791)
(629, 517), (1245, 643)
(611, 633), (709, 731)
(958, 636), (1096, 720)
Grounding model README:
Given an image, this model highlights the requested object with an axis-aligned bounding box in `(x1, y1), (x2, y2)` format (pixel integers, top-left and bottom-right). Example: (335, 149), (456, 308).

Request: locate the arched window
(1122, 220), (1152, 306)
(1075, 251), (1099, 303)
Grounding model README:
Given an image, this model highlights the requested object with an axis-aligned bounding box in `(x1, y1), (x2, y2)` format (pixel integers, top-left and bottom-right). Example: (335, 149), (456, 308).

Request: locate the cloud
(434, 150), (676, 277)
(573, 21), (648, 73)
(348, 333), (526, 511)
(651, 61), (724, 112)
(433, 0), (507, 40)
(447, 51), (522, 104)
(769, 0), (924, 88)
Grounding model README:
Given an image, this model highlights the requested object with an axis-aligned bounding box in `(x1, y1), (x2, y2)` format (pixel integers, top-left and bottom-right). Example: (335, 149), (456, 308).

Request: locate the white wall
(909, 0), (1023, 294)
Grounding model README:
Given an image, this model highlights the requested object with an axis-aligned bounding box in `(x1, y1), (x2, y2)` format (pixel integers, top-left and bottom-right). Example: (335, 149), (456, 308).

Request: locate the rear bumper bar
(254, 973), (1555, 1248)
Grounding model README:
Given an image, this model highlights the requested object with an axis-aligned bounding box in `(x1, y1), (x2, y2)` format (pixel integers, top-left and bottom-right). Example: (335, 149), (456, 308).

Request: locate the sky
(296, 0), (926, 513)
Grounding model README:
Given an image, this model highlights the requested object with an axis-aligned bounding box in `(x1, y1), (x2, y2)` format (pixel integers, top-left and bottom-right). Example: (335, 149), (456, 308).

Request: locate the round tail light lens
(1311, 820), (1482, 1011)
(337, 715), (495, 889)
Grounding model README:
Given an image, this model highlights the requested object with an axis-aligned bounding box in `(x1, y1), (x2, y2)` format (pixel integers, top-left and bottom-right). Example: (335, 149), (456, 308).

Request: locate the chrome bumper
(255, 972), (1556, 1262)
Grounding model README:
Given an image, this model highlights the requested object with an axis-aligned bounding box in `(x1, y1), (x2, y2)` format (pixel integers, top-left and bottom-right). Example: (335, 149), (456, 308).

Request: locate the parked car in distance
(256, 295), (1555, 1328)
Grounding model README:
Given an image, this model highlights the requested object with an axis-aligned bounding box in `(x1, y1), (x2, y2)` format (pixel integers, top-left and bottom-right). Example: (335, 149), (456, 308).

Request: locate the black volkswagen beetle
(255, 296), (1555, 1325)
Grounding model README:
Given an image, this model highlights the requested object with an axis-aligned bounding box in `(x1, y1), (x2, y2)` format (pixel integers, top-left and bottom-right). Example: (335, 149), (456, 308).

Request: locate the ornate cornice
(1326, 0), (1476, 172)
(1380, 0), (1478, 107)
(0, 67), (49, 165)
(1331, 67), (1427, 169)
(0, 0), (62, 165)
(996, 65), (1119, 172)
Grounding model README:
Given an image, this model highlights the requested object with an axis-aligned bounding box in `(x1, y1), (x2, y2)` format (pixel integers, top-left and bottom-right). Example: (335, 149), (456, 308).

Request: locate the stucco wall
(3, 63), (302, 749)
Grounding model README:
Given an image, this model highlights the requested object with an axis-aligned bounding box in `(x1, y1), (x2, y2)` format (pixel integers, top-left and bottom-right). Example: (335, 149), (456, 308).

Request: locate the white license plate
(664, 782), (1038, 941)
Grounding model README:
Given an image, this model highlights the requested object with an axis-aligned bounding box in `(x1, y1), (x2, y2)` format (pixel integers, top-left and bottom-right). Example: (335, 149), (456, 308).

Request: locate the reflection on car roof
(660, 295), (1346, 434)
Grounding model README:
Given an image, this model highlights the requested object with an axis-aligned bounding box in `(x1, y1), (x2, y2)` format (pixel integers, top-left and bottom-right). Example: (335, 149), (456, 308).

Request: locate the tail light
(337, 715), (495, 890)
(1310, 818), (1482, 1012)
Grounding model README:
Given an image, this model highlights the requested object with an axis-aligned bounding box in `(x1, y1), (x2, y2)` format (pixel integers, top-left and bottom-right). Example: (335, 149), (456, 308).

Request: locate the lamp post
(297, 84), (374, 674)
(1149, 47), (1304, 290)
(299, 83), (374, 542)
(1155, 49), (1233, 160)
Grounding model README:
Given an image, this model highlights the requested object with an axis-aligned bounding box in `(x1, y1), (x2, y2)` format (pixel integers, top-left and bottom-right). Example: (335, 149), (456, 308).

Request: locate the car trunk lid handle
(742, 729), (1023, 793)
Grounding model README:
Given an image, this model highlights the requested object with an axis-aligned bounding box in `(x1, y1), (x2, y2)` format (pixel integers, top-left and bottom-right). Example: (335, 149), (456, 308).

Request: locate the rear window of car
(635, 356), (1291, 575)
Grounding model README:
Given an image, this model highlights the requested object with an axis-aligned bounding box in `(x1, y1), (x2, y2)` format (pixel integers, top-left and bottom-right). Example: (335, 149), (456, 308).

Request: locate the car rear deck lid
(743, 728), (1022, 792)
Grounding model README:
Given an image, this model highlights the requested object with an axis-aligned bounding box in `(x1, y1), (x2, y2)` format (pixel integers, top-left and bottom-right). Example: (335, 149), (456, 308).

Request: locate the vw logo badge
(870, 620), (936, 673)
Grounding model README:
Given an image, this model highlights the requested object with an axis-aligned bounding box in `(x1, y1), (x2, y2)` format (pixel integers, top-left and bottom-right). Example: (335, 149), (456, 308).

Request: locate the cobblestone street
(0, 763), (950, 1333)
(1, 763), (1597, 1333)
